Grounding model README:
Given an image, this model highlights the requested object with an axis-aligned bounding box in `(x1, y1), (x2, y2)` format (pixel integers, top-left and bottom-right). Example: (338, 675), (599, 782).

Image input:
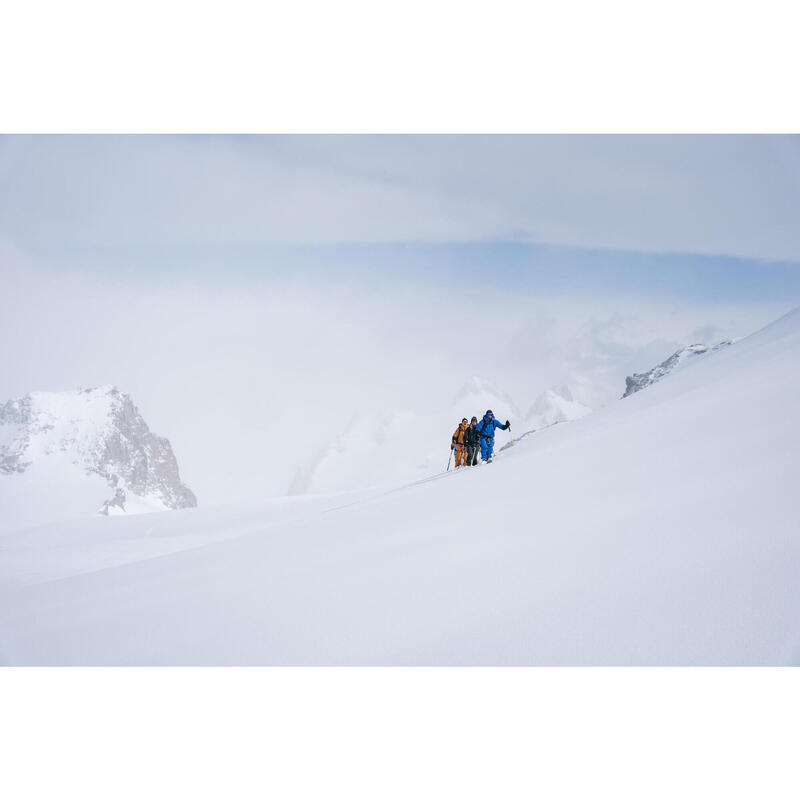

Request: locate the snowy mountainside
(288, 410), (432, 495)
(1, 308), (799, 664)
(0, 386), (196, 530)
(453, 376), (523, 420)
(622, 340), (732, 398)
(525, 385), (592, 429)
(290, 377), (523, 494)
(289, 377), (592, 495)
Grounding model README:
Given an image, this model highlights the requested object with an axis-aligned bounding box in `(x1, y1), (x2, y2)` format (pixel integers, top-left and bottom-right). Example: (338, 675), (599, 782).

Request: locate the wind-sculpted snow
(0, 386), (196, 527)
(0, 309), (798, 665)
(622, 340), (732, 397)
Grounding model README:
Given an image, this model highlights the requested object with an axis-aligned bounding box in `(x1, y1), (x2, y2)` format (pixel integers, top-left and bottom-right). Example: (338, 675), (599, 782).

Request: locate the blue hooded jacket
(476, 414), (504, 439)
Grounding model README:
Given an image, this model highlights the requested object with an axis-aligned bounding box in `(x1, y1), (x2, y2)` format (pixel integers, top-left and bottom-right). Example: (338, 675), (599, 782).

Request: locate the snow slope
(1, 309), (798, 665)
(289, 376), (521, 495)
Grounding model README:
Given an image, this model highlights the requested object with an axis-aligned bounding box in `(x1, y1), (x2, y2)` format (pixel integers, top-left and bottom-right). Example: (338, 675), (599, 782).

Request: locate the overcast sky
(2, 135), (800, 260)
(2, 135), (799, 501)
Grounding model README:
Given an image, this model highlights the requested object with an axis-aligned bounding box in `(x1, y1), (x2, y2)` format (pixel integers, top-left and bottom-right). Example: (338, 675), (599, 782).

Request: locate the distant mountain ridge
(453, 376), (523, 420)
(622, 341), (732, 398)
(0, 385), (196, 525)
(525, 385), (592, 428)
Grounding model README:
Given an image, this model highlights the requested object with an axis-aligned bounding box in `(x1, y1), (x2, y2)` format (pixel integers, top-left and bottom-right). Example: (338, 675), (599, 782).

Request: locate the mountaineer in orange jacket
(451, 418), (470, 468)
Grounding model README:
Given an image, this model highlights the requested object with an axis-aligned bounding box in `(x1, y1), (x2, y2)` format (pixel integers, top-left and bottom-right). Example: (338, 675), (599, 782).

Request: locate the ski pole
(447, 446), (453, 471)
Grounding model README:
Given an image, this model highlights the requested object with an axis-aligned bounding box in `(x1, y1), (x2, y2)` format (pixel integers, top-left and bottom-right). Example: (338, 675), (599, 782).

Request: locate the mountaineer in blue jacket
(476, 409), (510, 462)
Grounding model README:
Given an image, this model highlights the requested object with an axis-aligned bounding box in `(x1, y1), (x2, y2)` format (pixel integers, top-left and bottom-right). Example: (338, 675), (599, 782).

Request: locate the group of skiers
(451, 410), (510, 467)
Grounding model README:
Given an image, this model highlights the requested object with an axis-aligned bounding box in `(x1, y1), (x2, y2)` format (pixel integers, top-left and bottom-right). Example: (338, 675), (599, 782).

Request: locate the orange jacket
(451, 420), (469, 446)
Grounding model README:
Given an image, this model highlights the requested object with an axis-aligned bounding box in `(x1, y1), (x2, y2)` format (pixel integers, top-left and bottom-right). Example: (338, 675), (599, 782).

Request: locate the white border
(2, 668), (799, 799)
(2, 0), (799, 132)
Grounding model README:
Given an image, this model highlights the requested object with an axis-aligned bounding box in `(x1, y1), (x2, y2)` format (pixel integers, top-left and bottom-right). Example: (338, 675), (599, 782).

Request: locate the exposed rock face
(0, 385), (197, 514)
(99, 487), (128, 516)
(622, 341), (732, 398)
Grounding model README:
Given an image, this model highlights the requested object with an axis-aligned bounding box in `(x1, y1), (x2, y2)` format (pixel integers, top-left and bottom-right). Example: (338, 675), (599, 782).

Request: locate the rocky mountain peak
(0, 385), (196, 517)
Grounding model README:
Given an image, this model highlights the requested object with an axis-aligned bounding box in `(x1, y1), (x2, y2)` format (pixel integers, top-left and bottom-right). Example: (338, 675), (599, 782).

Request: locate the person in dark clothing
(464, 416), (481, 466)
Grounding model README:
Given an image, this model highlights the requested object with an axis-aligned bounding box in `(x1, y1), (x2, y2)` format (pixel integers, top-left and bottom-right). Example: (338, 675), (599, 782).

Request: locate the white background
(3, 669), (799, 798)
(2, 0), (799, 133)
(2, 1), (799, 798)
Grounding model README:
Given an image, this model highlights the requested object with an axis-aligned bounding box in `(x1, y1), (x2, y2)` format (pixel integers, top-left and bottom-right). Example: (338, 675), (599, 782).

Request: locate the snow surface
(0, 454), (166, 533)
(1, 309), (799, 665)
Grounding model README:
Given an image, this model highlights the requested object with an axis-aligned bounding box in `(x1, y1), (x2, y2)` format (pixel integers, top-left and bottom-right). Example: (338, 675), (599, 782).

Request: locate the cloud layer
(2, 135), (800, 260)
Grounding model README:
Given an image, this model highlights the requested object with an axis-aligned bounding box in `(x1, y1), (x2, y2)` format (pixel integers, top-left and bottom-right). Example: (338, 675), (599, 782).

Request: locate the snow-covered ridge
(453, 376), (523, 420)
(525, 385), (592, 428)
(622, 340), (732, 398)
(0, 385), (196, 520)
